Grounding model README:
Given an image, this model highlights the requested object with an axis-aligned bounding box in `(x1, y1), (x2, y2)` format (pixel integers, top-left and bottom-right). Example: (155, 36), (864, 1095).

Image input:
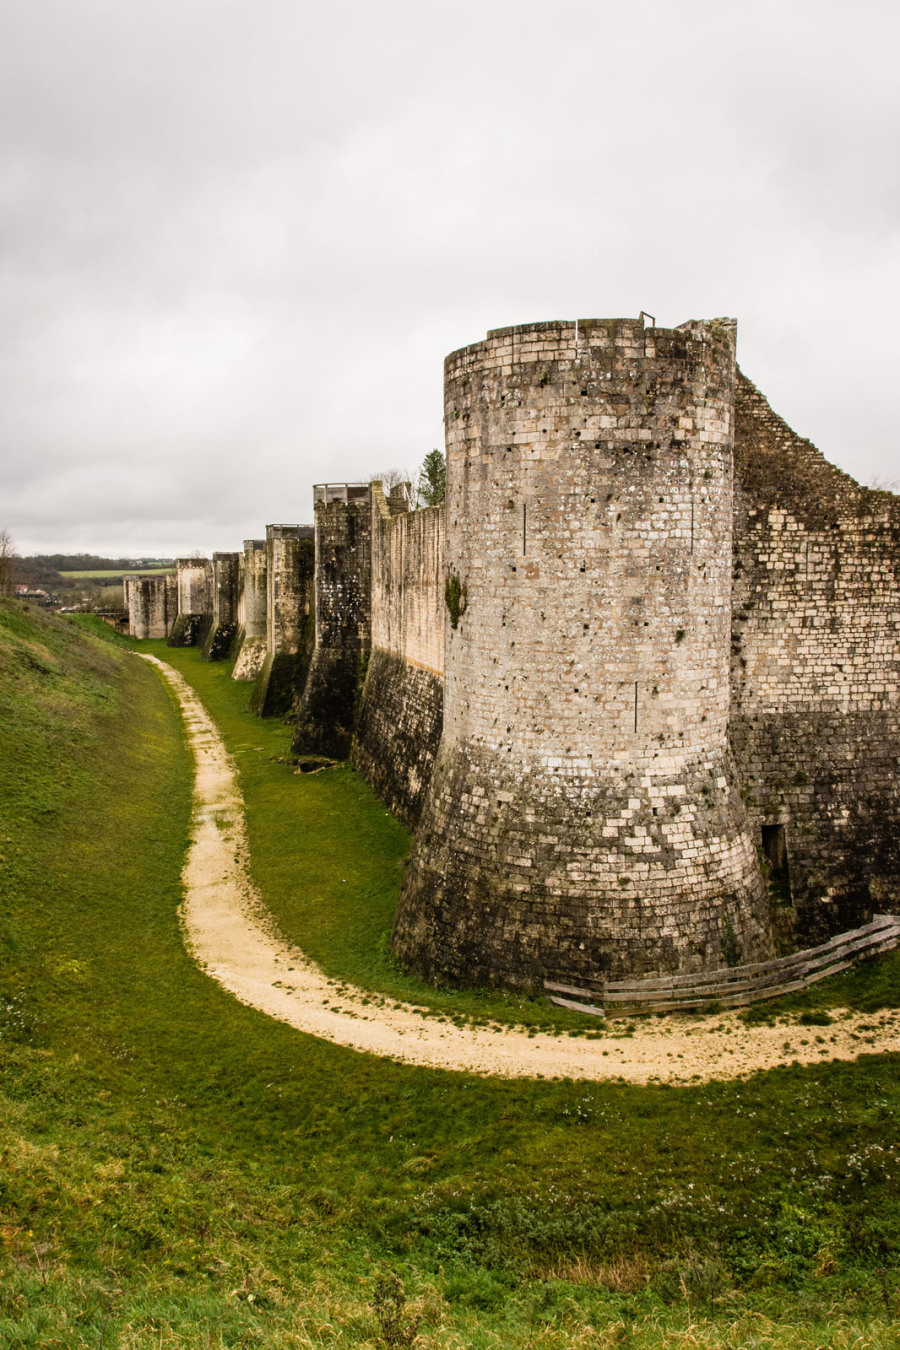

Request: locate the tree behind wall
(0, 530), (19, 595)
(418, 449), (446, 507)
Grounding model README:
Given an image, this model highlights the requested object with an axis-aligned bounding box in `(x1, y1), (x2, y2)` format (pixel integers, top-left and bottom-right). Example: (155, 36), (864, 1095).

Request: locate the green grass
(60, 567), (174, 579)
(2, 606), (900, 1347)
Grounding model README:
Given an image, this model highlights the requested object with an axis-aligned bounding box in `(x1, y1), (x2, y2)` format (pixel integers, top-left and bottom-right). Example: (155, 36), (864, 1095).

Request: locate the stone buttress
(123, 571), (176, 639)
(203, 551), (240, 660)
(250, 525), (315, 716)
(351, 482), (445, 826)
(168, 558), (214, 647)
(391, 318), (772, 989)
(292, 484), (372, 758)
(233, 540), (268, 680)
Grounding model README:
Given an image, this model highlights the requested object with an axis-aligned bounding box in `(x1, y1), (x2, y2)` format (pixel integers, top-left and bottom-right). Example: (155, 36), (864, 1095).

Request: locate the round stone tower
(391, 317), (771, 988)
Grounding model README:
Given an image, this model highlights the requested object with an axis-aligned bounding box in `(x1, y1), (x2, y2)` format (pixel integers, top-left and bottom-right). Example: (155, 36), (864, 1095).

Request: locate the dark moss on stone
(167, 613), (212, 648)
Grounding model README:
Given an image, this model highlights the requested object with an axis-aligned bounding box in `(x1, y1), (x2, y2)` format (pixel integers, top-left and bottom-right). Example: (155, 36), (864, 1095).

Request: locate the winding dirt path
(139, 654), (900, 1084)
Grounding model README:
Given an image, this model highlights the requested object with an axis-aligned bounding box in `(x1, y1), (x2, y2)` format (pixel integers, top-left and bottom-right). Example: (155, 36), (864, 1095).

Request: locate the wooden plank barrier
(543, 914), (900, 1017)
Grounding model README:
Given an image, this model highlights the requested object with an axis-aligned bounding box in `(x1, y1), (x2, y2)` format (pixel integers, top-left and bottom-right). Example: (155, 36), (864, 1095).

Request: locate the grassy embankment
(61, 569), (174, 579)
(2, 605), (900, 1348)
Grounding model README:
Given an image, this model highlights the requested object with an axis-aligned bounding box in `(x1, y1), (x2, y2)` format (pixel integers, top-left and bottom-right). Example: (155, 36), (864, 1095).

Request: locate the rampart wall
(168, 558), (214, 647)
(293, 485), (372, 758)
(203, 551), (240, 660)
(730, 374), (900, 940)
(352, 484), (445, 826)
(123, 572), (176, 639)
(250, 526), (315, 717)
(233, 540), (268, 680)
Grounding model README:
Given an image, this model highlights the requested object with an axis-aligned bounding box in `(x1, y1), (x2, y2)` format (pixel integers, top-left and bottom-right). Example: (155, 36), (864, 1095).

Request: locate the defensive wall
(250, 525), (316, 716)
(124, 571), (176, 639)
(351, 482), (445, 826)
(233, 539), (268, 680)
(730, 373), (900, 943)
(292, 484), (373, 758)
(168, 558), (214, 647)
(124, 313), (900, 994)
(203, 551), (240, 660)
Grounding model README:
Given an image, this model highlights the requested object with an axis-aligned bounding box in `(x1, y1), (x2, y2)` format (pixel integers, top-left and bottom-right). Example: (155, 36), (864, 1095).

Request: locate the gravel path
(140, 654), (900, 1084)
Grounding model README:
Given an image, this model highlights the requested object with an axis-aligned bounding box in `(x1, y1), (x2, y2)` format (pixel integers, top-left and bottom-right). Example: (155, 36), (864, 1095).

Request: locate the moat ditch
(137, 643), (900, 1083)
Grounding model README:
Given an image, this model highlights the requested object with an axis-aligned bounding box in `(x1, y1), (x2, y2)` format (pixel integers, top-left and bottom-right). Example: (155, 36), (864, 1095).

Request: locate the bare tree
(372, 466), (413, 492)
(0, 528), (19, 596)
(371, 466), (420, 507)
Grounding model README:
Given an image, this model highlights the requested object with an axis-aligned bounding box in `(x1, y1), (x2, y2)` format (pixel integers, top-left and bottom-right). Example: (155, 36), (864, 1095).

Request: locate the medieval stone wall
(352, 484), (445, 826)
(124, 572), (176, 639)
(203, 551), (240, 660)
(250, 526), (315, 717)
(233, 539), (268, 681)
(293, 485), (372, 758)
(731, 373), (900, 940)
(168, 558), (214, 646)
(392, 318), (771, 990)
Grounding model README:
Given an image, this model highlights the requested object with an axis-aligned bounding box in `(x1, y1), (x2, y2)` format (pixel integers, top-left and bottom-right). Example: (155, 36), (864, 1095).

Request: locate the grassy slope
(1, 609), (899, 1348)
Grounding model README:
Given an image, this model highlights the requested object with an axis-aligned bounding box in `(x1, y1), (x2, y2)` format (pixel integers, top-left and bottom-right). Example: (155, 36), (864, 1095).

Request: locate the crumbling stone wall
(233, 540), (268, 681)
(250, 526), (315, 717)
(203, 551), (240, 660)
(168, 557), (214, 647)
(731, 374), (900, 941)
(293, 485), (373, 758)
(352, 484), (445, 826)
(392, 317), (771, 990)
(123, 572), (176, 639)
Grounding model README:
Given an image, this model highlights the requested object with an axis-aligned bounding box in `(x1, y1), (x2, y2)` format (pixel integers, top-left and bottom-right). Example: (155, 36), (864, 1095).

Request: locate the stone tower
(391, 317), (772, 988)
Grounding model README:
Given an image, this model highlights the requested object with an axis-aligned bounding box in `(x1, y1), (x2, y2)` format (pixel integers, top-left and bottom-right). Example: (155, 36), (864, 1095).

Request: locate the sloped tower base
(393, 743), (769, 989)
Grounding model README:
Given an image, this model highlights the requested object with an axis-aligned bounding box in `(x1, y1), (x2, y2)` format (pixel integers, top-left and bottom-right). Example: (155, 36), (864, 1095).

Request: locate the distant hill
(15, 554), (174, 592)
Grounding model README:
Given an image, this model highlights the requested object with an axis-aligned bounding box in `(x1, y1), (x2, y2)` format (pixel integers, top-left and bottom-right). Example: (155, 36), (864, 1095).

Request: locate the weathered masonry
(233, 540), (267, 680)
(293, 484), (374, 758)
(730, 374), (900, 945)
(250, 525), (315, 717)
(393, 319), (772, 987)
(125, 314), (900, 995)
(124, 571), (177, 639)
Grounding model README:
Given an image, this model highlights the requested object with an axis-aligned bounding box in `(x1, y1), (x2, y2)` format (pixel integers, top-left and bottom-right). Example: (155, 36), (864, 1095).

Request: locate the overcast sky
(2, 0), (898, 557)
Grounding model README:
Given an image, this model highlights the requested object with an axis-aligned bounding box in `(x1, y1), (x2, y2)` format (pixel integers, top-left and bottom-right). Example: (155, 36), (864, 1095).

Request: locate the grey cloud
(2, 0), (899, 554)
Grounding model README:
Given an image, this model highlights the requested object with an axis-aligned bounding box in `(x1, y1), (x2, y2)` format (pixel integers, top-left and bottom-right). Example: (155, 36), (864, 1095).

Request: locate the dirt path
(139, 654), (900, 1084)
